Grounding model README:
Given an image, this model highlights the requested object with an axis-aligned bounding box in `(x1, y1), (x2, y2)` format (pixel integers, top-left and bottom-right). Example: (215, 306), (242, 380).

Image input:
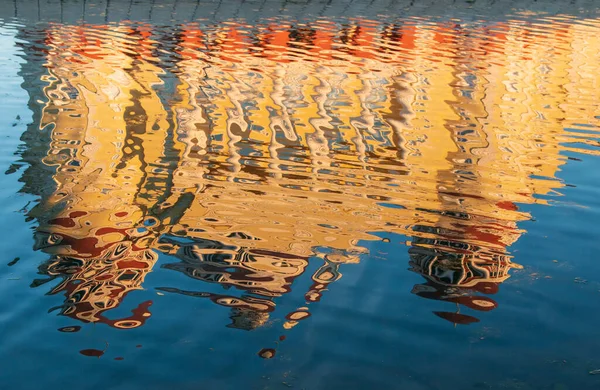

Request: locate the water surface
(1, 0), (600, 389)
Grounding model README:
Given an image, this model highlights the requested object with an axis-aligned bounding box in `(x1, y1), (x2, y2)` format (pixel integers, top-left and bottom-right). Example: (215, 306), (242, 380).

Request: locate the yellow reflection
(17, 16), (600, 331)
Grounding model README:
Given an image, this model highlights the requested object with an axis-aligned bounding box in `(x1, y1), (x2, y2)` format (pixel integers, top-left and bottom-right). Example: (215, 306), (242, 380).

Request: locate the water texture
(0, 1), (599, 389)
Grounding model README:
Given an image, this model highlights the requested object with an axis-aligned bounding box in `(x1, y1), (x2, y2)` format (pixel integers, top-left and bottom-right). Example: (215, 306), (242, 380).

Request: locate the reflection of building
(159, 236), (308, 297)
(12, 15), (600, 330)
(157, 236), (309, 329)
(403, 18), (600, 321)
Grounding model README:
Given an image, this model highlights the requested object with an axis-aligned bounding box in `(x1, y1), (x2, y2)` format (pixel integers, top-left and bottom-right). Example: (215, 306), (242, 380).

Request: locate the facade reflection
(12, 15), (600, 332)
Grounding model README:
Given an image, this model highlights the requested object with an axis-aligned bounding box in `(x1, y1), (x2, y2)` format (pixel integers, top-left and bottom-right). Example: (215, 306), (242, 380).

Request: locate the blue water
(1, 1), (600, 389)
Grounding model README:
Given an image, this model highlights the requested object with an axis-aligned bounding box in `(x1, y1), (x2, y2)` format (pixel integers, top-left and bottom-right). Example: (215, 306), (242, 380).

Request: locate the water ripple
(0, 3), (599, 371)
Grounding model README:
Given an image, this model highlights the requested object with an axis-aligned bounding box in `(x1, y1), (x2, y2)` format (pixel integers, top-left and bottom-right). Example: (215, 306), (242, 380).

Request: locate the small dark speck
(11, 123), (17, 127)
(136, 345), (142, 348)
(16, 115), (20, 120)
(7, 257), (20, 266)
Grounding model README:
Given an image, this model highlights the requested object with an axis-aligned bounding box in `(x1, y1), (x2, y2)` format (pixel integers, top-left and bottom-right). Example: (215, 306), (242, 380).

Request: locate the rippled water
(1, 0), (600, 388)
